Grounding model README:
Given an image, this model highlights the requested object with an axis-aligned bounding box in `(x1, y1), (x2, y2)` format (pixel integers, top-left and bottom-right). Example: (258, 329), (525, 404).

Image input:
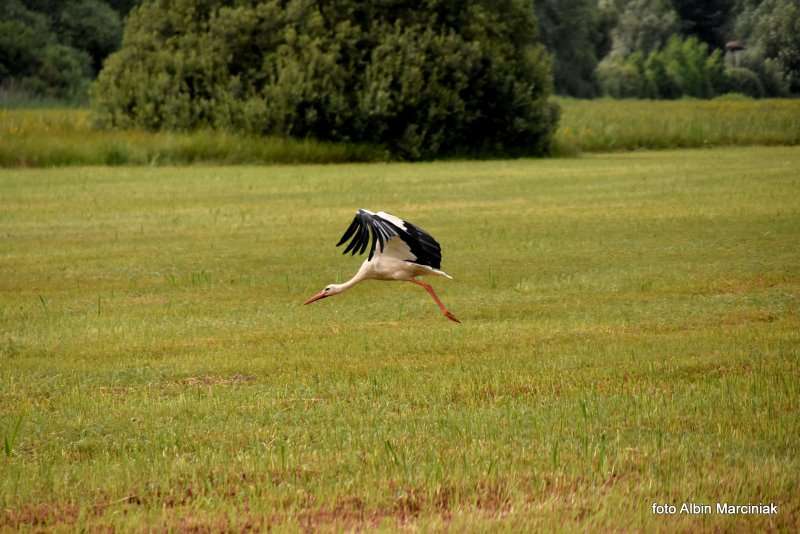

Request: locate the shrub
(724, 67), (765, 98)
(92, 0), (559, 159)
(597, 57), (645, 98)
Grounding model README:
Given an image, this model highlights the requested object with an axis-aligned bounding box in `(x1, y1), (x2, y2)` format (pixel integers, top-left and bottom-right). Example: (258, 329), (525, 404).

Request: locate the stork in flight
(304, 209), (460, 323)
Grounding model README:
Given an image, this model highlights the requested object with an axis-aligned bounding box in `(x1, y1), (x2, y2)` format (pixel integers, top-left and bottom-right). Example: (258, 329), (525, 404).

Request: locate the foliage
(92, 0), (558, 159)
(0, 1), (52, 80)
(595, 0), (799, 99)
(723, 66), (765, 98)
(534, 0), (610, 98)
(671, 0), (735, 49)
(106, 0), (140, 16)
(31, 44), (92, 100)
(599, 36), (726, 99)
(58, 0), (122, 72)
(0, 0), (126, 100)
(607, 0), (680, 57)
(596, 54), (645, 98)
(5, 0), (798, 105)
(734, 0), (800, 94)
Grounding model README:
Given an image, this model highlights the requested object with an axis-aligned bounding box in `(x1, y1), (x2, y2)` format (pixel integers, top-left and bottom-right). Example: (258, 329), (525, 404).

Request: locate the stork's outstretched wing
(336, 209), (442, 269)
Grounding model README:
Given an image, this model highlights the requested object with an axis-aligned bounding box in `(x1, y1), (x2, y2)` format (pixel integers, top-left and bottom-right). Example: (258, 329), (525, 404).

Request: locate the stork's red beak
(304, 291), (329, 305)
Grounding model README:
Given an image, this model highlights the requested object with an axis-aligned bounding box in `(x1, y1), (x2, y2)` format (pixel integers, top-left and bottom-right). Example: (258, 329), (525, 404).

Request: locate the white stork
(304, 209), (460, 323)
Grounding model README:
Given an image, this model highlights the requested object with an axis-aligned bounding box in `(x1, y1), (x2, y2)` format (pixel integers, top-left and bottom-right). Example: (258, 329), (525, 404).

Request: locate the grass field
(2, 146), (799, 530)
(2, 98), (800, 166)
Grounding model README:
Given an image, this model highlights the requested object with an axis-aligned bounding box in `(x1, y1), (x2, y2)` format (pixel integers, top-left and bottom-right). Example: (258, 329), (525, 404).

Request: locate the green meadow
(2, 146), (799, 530)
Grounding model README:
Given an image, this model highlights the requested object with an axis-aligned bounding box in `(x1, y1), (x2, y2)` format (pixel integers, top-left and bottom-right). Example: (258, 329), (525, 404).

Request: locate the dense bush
(596, 57), (645, 98)
(92, 0), (559, 159)
(723, 67), (765, 98)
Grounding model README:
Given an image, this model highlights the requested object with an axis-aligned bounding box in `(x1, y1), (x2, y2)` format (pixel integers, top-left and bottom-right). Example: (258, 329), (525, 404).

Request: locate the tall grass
(554, 96), (800, 154)
(1, 98), (800, 166)
(0, 109), (385, 166)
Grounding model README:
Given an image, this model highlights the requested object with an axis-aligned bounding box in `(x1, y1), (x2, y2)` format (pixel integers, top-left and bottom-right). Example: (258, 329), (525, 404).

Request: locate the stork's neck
(331, 269), (366, 294)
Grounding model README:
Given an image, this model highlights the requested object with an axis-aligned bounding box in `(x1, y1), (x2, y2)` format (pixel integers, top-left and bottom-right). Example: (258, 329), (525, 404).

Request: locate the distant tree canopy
(598, 35), (727, 98)
(734, 0), (800, 94)
(92, 0), (559, 159)
(591, 0), (799, 98)
(608, 0), (680, 57)
(672, 0), (735, 50)
(534, 0), (613, 98)
(0, 0), (127, 100)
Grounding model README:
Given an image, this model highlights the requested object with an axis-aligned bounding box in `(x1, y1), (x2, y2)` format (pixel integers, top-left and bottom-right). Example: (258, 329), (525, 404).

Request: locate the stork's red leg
(410, 280), (460, 323)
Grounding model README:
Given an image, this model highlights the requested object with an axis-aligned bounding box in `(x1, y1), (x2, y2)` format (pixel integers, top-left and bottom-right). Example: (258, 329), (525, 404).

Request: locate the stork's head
(304, 283), (344, 305)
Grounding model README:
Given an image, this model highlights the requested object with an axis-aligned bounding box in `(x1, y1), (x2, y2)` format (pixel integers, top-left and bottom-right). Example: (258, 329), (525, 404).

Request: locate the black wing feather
(367, 225), (378, 260)
(400, 220), (442, 269)
(336, 217), (360, 247)
(335, 209), (443, 267)
(357, 222), (369, 255)
(342, 225), (361, 255)
(337, 210), (386, 260)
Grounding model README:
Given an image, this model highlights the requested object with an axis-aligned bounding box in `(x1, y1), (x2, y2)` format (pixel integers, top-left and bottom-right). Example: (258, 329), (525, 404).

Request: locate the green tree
(735, 0), (800, 94)
(0, 0), (92, 99)
(0, 0), (128, 100)
(106, 0), (141, 17)
(608, 0), (680, 57)
(535, 0), (609, 97)
(34, 43), (92, 99)
(671, 0), (735, 49)
(0, 0), (52, 80)
(659, 36), (724, 98)
(93, 0), (559, 159)
(58, 0), (122, 73)
(599, 36), (727, 98)
(597, 53), (646, 98)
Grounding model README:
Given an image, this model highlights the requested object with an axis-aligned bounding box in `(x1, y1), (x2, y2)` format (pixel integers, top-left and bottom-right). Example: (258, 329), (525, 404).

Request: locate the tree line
(2, 0), (797, 102)
(560, 0), (799, 98)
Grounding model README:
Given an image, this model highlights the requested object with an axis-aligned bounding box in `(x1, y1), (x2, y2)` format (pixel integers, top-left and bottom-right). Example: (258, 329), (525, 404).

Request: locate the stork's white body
(304, 209), (460, 323)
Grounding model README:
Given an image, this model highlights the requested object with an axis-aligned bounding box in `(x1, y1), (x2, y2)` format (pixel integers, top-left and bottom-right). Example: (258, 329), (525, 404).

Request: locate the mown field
(2, 98), (800, 166)
(2, 146), (799, 531)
